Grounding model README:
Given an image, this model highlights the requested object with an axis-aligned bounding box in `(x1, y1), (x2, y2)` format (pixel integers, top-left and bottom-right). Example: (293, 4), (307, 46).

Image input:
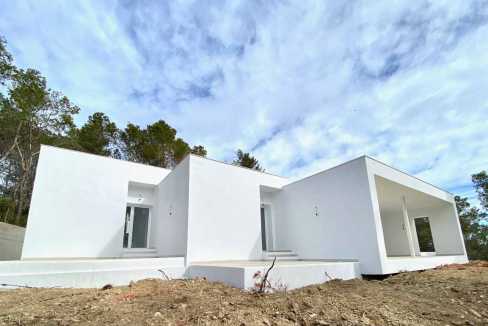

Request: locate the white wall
(409, 205), (465, 255)
(375, 176), (412, 257)
(273, 157), (385, 274)
(22, 145), (170, 259)
(186, 155), (288, 263)
(127, 182), (156, 206)
(428, 204), (465, 255)
(187, 261), (361, 290)
(260, 191), (277, 204)
(382, 255), (468, 274)
(379, 209), (411, 256)
(153, 156), (190, 257)
(0, 222), (25, 260)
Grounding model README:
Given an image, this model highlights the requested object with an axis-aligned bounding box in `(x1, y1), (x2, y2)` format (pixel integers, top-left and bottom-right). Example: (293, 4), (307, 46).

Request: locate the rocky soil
(0, 261), (487, 325)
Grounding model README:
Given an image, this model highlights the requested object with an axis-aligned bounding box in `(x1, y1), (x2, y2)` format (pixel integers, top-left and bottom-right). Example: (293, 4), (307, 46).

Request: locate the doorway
(414, 216), (435, 254)
(260, 204), (274, 251)
(123, 205), (151, 249)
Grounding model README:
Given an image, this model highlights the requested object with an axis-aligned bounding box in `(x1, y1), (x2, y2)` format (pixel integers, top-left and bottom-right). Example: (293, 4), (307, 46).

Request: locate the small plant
(158, 269), (171, 280)
(252, 270), (271, 293)
(251, 257), (288, 293)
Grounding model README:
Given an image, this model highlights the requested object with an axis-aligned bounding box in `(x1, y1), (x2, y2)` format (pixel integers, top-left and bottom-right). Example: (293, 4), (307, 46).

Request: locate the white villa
(0, 145), (468, 289)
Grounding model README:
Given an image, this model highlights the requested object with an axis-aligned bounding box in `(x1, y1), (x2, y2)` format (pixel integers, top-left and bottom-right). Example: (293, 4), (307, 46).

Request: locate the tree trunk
(14, 172), (25, 226)
(0, 122), (22, 162)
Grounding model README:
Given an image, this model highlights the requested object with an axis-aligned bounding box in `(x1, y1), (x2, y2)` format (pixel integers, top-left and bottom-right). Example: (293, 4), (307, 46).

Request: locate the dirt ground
(0, 261), (487, 326)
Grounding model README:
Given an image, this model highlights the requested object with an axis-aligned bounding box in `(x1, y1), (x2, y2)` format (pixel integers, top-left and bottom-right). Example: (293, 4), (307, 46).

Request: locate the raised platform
(1, 258), (363, 290)
(187, 260), (361, 290)
(0, 257), (185, 288)
(382, 255), (468, 274)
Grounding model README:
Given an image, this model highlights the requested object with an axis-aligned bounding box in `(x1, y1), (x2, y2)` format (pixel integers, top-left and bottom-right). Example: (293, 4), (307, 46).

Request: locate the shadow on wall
(0, 222), (25, 260)
(251, 234), (263, 260)
(98, 224), (126, 258)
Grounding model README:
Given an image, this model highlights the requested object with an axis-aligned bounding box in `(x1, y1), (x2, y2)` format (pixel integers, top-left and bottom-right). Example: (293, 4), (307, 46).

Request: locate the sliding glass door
(123, 206), (150, 249)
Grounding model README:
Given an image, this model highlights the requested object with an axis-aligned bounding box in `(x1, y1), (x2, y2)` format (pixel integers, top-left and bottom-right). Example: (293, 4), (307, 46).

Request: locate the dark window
(131, 207), (149, 248)
(415, 217), (435, 252)
(261, 206), (266, 251)
(123, 206), (130, 248)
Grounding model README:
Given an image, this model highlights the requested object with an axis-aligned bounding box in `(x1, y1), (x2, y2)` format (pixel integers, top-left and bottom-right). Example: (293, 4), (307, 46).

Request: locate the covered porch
(374, 175), (466, 269)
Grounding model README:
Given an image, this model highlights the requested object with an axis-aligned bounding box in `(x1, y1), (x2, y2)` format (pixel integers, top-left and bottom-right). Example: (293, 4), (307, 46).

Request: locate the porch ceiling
(375, 175), (450, 213)
(260, 185), (282, 193)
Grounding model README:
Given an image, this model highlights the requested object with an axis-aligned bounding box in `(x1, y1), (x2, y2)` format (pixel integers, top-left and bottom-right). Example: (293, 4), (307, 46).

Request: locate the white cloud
(0, 0), (487, 199)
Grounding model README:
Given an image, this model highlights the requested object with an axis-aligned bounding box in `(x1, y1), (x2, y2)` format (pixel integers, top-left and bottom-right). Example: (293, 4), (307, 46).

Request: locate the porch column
(401, 196), (416, 257)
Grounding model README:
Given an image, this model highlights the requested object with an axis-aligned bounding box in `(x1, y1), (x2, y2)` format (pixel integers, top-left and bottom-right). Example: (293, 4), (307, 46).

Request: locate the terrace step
(122, 248), (158, 258)
(263, 250), (299, 261)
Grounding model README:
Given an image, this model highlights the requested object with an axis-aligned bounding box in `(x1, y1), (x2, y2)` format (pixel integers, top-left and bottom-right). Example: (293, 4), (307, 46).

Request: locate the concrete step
(122, 248), (158, 258)
(263, 250), (299, 260)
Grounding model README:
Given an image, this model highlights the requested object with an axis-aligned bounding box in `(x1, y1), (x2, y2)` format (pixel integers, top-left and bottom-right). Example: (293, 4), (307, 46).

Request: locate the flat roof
(41, 145), (451, 196)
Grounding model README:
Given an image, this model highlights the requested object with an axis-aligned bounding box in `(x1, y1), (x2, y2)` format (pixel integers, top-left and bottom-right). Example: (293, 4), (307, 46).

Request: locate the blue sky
(0, 0), (487, 202)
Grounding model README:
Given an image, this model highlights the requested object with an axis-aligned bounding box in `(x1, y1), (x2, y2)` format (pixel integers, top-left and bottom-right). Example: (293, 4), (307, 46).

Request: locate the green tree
(233, 149), (263, 171)
(472, 171), (488, 210)
(120, 120), (206, 168)
(173, 138), (191, 164)
(0, 38), (79, 225)
(119, 123), (145, 163)
(120, 120), (176, 168)
(0, 36), (14, 84)
(455, 195), (488, 260)
(77, 112), (118, 156)
(191, 145), (207, 157)
(0, 35), (208, 226)
(0, 68), (79, 225)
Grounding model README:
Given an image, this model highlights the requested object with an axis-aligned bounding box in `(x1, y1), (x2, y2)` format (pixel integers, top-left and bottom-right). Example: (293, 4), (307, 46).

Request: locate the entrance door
(260, 204), (273, 251)
(123, 206), (150, 249)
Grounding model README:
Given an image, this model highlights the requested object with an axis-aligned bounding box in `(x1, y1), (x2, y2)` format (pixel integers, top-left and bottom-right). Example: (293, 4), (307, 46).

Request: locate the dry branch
(158, 269), (171, 281)
(258, 256), (277, 293)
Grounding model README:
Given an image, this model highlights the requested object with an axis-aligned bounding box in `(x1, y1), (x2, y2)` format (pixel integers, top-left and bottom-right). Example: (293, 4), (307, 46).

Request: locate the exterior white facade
(22, 145), (170, 259)
(2, 145), (468, 289)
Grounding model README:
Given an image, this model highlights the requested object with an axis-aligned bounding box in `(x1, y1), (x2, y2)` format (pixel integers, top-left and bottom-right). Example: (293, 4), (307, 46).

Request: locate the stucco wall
(186, 155), (288, 263)
(153, 156), (190, 257)
(0, 222), (25, 260)
(22, 145), (170, 259)
(272, 157), (384, 274)
(427, 204), (466, 255)
(127, 183), (156, 206)
(379, 209), (411, 256)
(409, 205), (465, 255)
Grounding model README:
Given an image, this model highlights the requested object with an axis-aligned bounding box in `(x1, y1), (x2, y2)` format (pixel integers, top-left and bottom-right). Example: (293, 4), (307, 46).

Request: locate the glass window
(131, 207), (150, 248)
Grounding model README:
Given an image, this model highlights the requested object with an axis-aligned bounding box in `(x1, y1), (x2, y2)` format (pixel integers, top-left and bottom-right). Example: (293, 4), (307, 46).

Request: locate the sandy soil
(0, 261), (487, 325)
